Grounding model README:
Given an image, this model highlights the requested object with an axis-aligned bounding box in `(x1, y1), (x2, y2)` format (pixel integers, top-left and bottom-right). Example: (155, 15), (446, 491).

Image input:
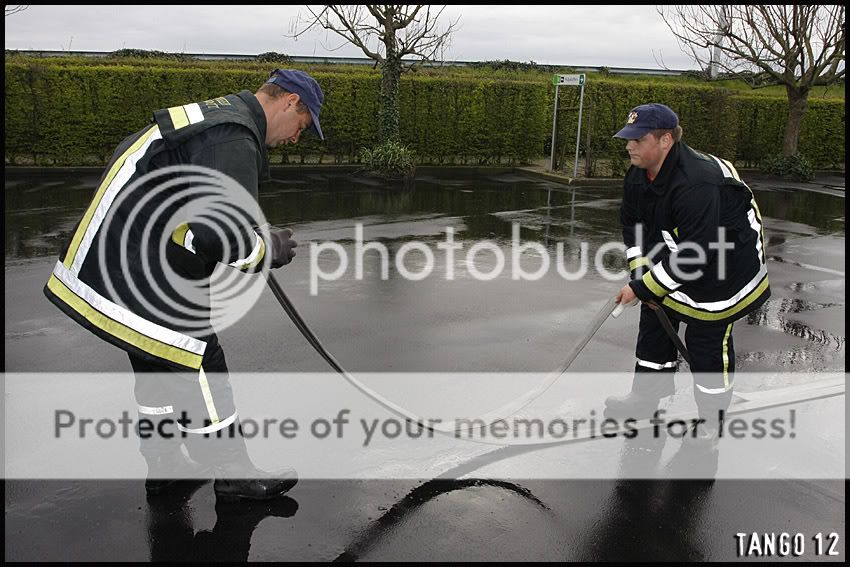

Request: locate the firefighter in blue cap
(44, 69), (325, 499)
(607, 103), (770, 446)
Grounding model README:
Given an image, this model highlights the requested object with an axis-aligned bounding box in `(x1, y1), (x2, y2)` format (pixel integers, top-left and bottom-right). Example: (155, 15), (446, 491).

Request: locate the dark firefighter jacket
(44, 90), (271, 370)
(622, 142), (770, 326)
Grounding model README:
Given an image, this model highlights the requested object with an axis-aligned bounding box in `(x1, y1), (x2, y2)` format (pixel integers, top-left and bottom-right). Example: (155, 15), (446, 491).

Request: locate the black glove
(267, 226), (297, 268)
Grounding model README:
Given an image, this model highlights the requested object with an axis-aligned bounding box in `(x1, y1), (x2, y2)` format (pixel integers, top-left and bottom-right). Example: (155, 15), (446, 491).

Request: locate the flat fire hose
(649, 301), (694, 367)
(266, 273), (621, 443)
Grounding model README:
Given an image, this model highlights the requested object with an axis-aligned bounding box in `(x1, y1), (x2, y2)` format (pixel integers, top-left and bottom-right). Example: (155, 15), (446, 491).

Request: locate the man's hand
(616, 283), (659, 310)
(616, 284), (637, 306)
(268, 227), (298, 268)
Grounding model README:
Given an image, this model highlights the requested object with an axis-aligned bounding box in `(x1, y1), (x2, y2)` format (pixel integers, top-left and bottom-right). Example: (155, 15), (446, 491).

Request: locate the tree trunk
(783, 86), (809, 156)
(379, 55), (402, 144)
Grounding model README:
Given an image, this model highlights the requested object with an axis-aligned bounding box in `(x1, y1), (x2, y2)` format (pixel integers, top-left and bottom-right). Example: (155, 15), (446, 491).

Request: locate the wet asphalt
(4, 168), (845, 561)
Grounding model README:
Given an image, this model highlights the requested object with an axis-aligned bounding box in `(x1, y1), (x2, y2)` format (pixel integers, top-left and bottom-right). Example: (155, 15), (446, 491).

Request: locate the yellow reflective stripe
(168, 105), (190, 130)
(629, 257), (650, 271)
(722, 323), (733, 389)
(46, 274), (203, 369)
(171, 222), (190, 246)
(198, 366), (220, 424)
(64, 125), (160, 269)
(662, 276), (769, 322)
(642, 269), (669, 298)
(673, 227), (679, 238)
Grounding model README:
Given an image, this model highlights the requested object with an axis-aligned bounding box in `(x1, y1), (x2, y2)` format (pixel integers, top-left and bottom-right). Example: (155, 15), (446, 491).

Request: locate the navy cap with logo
(613, 103), (679, 140)
(266, 69), (325, 140)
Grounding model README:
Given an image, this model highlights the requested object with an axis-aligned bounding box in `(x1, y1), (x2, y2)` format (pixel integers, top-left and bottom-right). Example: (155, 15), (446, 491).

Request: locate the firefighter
(44, 69), (324, 498)
(606, 103), (770, 445)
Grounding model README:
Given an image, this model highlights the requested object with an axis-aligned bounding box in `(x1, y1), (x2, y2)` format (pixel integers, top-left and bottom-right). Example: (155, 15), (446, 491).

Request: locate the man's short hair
(256, 83), (309, 114)
(650, 125), (683, 143)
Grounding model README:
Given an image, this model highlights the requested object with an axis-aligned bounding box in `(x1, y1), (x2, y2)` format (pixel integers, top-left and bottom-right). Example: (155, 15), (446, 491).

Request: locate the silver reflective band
(183, 103), (204, 125)
(176, 412), (238, 434)
(71, 127), (164, 275)
(626, 246), (642, 260)
(696, 383), (734, 394)
(137, 404), (174, 415)
(748, 207), (764, 259)
(52, 260), (207, 356)
(637, 359), (677, 370)
(668, 264), (768, 311)
(661, 230), (679, 252)
(229, 231), (264, 269)
(710, 154), (734, 180)
(651, 262), (682, 291)
(184, 229), (197, 254)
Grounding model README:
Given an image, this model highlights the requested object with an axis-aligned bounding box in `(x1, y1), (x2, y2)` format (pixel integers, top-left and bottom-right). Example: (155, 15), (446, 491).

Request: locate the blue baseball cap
(613, 103), (679, 140)
(266, 69), (325, 140)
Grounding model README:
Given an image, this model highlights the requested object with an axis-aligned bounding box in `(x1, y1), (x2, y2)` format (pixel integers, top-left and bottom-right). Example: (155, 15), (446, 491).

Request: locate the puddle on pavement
(5, 169), (845, 372)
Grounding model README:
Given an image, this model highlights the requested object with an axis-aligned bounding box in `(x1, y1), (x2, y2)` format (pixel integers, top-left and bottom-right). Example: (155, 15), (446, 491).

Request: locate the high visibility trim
(170, 223), (197, 254)
(184, 103), (204, 125)
(184, 230), (197, 254)
(696, 383), (733, 394)
(198, 366), (220, 425)
(228, 231), (265, 270)
(673, 227), (679, 238)
(749, 201), (767, 263)
(626, 246), (643, 260)
(666, 264), (767, 312)
(710, 155), (734, 179)
(642, 269), (669, 298)
(752, 199), (767, 262)
(171, 223), (190, 247)
(722, 322), (733, 389)
(629, 257), (650, 271)
(177, 412), (237, 434)
(662, 274), (770, 322)
(748, 209), (763, 259)
(64, 126), (162, 272)
(53, 261), (206, 355)
(138, 404), (174, 415)
(651, 262), (682, 291)
(661, 230), (679, 252)
(168, 105), (190, 130)
(637, 359), (677, 370)
(720, 157), (742, 182)
(48, 262), (206, 368)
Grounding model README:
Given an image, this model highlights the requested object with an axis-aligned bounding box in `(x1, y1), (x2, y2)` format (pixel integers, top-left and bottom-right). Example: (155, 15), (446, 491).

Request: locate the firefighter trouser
(635, 304), (735, 421)
(129, 343), (248, 465)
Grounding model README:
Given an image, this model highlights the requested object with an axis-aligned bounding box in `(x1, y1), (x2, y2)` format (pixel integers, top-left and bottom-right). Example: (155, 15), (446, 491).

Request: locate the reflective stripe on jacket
(44, 90), (271, 369)
(622, 142), (770, 325)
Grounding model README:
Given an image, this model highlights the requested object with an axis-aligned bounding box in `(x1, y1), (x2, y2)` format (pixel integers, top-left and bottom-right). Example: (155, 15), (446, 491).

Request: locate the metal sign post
(549, 73), (586, 177)
(549, 82), (559, 172)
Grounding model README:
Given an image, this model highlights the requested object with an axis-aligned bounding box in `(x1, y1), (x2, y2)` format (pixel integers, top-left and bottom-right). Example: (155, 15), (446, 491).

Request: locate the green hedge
(4, 57), (845, 169)
(733, 95), (845, 168)
(551, 80), (739, 175)
(549, 79), (844, 175)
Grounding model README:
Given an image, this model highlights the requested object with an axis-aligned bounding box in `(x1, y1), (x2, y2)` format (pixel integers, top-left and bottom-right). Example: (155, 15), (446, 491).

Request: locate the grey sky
(4, 5), (697, 69)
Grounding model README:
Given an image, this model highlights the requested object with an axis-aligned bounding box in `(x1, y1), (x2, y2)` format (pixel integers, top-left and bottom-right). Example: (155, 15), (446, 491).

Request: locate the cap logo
(627, 111), (638, 124)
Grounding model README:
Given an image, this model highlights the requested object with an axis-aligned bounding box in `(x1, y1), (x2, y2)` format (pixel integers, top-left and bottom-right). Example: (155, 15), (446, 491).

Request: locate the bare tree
(5, 5), (28, 17)
(291, 5), (460, 143)
(659, 5), (845, 156)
